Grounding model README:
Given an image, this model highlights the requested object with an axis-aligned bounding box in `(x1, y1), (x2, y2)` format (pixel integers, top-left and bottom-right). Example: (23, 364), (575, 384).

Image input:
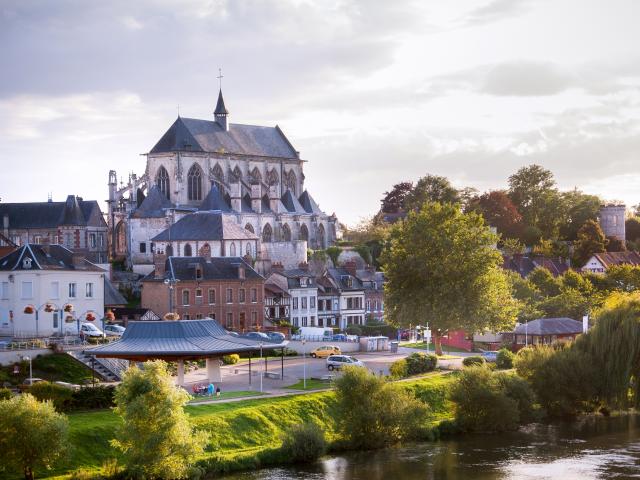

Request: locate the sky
(1, 0), (639, 226)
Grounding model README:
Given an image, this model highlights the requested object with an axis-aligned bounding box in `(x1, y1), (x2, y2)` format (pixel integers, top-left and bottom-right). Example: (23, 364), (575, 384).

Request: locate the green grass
(285, 378), (333, 390)
(400, 342), (469, 353)
(0, 353), (93, 386)
(189, 390), (265, 403)
(34, 373), (455, 479)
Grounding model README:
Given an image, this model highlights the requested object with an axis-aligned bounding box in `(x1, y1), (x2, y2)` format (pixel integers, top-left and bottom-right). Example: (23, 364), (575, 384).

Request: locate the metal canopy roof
(89, 319), (287, 360)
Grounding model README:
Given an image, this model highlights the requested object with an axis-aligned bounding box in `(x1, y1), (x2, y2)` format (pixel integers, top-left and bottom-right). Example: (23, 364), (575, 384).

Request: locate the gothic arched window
(250, 167), (262, 185)
(166, 244), (174, 256)
(267, 169), (279, 186)
(300, 224), (309, 242)
(245, 223), (255, 234)
(262, 224), (273, 243)
(246, 243), (252, 257)
(187, 164), (203, 201)
(212, 163), (224, 184)
(156, 166), (170, 200)
(282, 223), (292, 242)
(229, 242), (236, 256)
(317, 224), (326, 249)
(184, 243), (192, 257)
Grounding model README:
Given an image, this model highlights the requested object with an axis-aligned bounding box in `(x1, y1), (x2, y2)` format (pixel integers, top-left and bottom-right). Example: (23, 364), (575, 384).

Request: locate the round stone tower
(599, 204), (626, 241)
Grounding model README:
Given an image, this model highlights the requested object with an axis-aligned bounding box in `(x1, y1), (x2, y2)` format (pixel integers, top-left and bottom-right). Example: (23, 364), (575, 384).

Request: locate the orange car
(310, 345), (341, 358)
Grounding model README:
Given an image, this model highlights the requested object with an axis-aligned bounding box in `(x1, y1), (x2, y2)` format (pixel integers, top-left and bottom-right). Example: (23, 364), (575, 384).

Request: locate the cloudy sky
(1, 0), (639, 225)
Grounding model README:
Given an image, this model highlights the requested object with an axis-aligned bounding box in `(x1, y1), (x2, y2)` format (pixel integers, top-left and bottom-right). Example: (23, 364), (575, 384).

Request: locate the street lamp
(23, 302), (59, 338)
(302, 338), (307, 390)
(23, 355), (33, 385)
(164, 278), (179, 317)
(259, 342), (264, 393)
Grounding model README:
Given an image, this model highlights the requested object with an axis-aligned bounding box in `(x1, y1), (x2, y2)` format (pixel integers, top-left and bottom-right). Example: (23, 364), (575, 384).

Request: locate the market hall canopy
(90, 319), (287, 361)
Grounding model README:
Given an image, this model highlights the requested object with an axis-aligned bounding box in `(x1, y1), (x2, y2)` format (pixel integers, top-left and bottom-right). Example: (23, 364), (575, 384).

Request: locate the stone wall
(261, 240), (307, 269)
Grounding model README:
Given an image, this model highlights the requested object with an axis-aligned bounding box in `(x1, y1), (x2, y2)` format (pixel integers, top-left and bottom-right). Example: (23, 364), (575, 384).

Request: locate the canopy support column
(248, 352), (252, 386)
(176, 359), (185, 386)
(206, 357), (222, 383)
(281, 348), (284, 381)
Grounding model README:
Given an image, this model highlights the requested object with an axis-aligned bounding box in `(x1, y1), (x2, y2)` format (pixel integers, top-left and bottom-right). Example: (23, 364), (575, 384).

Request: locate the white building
(0, 244), (105, 337)
(266, 267), (318, 328)
(323, 267), (366, 329)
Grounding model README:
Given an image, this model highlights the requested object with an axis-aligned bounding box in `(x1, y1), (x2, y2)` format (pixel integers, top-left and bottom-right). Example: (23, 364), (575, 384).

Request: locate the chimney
(238, 264), (246, 280)
(298, 261), (309, 271)
(71, 251), (85, 269)
(344, 260), (357, 277)
(154, 254), (167, 279)
(272, 262), (284, 273)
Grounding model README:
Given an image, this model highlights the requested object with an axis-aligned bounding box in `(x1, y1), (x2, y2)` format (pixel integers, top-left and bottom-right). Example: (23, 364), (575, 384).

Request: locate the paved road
(183, 347), (469, 394)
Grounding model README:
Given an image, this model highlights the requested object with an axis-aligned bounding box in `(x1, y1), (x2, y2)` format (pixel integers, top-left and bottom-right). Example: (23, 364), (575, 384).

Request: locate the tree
(502, 237), (526, 256)
(380, 182), (413, 213)
(527, 267), (561, 297)
(573, 220), (607, 267)
(606, 236), (626, 252)
(381, 202), (518, 354)
(625, 217), (640, 247)
(334, 366), (427, 448)
(508, 165), (563, 238)
(0, 394), (69, 480)
(112, 360), (207, 479)
(559, 189), (601, 240)
(468, 190), (523, 239)
(404, 174), (460, 211)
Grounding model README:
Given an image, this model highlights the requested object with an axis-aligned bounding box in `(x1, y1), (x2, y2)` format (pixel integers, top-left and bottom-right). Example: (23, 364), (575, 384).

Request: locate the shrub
(345, 325), (363, 336)
(334, 366), (427, 448)
(389, 359), (408, 379)
(71, 385), (116, 411)
(0, 387), (12, 400)
(29, 381), (73, 411)
(280, 422), (326, 463)
(405, 352), (438, 375)
(222, 354), (240, 365)
(514, 346), (555, 380)
(495, 373), (538, 423)
(496, 348), (515, 369)
(449, 367), (519, 432)
(462, 356), (486, 367)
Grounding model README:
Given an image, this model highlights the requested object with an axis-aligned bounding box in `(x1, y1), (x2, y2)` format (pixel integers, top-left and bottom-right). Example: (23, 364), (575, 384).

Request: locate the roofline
(12, 244), (43, 271)
(145, 149), (302, 162)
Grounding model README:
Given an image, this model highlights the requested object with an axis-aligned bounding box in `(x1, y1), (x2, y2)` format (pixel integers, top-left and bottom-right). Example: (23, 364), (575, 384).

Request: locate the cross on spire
(217, 68), (224, 90)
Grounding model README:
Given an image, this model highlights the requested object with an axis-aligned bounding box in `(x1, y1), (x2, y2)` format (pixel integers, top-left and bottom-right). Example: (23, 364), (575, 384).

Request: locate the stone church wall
(262, 240), (307, 269)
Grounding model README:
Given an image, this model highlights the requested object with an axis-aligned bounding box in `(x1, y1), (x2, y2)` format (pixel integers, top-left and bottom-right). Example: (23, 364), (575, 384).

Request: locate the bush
(29, 381), (73, 411)
(449, 367), (519, 432)
(389, 359), (408, 379)
(222, 354), (240, 365)
(345, 325), (362, 336)
(405, 352), (438, 375)
(496, 348), (515, 369)
(462, 356), (486, 367)
(280, 422), (326, 463)
(0, 387), (12, 400)
(71, 385), (116, 410)
(495, 373), (538, 423)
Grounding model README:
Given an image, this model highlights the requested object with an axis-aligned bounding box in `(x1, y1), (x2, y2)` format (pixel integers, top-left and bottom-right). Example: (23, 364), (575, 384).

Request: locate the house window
(366, 300), (371, 312)
(293, 317), (299, 327)
(10, 235), (21, 246)
(302, 316), (308, 327)
(239, 288), (246, 303)
(226, 312), (233, 329)
(310, 296), (316, 309)
(68, 283), (77, 298)
(85, 283), (94, 298)
(195, 267), (202, 280)
(90, 233), (97, 248)
(98, 234), (104, 247)
(347, 298), (353, 309)
(209, 312), (216, 320)
(182, 290), (190, 306)
(196, 288), (202, 298)
(310, 315), (315, 326)
(50, 282), (59, 299)
(53, 312), (59, 329)
(183, 314), (190, 320)
(293, 297), (298, 310)
(196, 313), (203, 319)
(302, 297), (307, 309)
(251, 288), (257, 303)
(251, 311), (258, 327)
(1, 282), (9, 299)
(139, 242), (146, 253)
(208, 289), (216, 304)
(33, 235), (42, 244)
(21, 282), (33, 299)
(184, 243), (192, 257)
(226, 288), (233, 303)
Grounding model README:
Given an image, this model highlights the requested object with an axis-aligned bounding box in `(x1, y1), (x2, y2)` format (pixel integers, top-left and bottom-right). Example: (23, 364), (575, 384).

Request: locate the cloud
(459, 0), (532, 27)
(480, 60), (575, 96)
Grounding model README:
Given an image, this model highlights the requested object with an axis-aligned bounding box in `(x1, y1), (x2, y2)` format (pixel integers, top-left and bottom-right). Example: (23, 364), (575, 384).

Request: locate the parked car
(481, 351), (498, 362)
(80, 323), (104, 338)
(226, 330), (239, 337)
(310, 345), (341, 358)
(332, 334), (347, 342)
(326, 355), (365, 371)
(266, 331), (286, 342)
(243, 331), (270, 341)
(103, 325), (126, 337)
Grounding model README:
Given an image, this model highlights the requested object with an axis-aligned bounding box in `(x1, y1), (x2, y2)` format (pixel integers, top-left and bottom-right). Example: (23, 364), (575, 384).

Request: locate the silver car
(104, 325), (126, 337)
(326, 355), (365, 371)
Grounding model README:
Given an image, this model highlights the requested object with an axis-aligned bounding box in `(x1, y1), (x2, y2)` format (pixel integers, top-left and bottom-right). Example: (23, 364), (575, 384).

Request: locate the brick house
(141, 255), (265, 332)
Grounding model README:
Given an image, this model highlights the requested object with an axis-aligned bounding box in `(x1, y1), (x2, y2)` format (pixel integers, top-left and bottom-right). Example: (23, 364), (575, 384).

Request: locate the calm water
(225, 415), (640, 479)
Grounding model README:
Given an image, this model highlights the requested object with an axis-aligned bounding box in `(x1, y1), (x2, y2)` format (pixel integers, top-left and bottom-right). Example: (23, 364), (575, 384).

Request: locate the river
(224, 415), (640, 479)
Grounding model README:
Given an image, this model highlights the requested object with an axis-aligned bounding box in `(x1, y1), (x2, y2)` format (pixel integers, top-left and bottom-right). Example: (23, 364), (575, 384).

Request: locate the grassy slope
(0, 353), (93, 386)
(41, 373), (454, 479)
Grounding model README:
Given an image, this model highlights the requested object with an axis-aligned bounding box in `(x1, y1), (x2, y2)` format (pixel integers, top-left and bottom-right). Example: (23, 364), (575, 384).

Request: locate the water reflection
(225, 415), (640, 479)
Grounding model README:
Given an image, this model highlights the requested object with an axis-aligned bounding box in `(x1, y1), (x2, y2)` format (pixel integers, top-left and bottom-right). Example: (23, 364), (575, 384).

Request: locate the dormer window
(195, 267), (203, 280)
(300, 277), (307, 287)
(22, 258), (32, 269)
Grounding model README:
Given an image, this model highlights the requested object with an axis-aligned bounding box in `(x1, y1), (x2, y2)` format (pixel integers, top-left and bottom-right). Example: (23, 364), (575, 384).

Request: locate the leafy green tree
(334, 366), (427, 448)
(538, 288), (592, 319)
(380, 181), (413, 213)
(625, 217), (640, 243)
(606, 236), (626, 252)
(605, 265), (640, 292)
(111, 360), (207, 479)
(527, 267), (561, 297)
(404, 174), (460, 211)
(381, 202), (518, 354)
(0, 394), (69, 480)
(573, 220), (606, 267)
(501, 237), (526, 256)
(559, 189), (601, 240)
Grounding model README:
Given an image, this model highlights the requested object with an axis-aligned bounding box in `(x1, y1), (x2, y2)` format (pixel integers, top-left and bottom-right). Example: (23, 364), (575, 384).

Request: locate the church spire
(214, 68), (229, 131)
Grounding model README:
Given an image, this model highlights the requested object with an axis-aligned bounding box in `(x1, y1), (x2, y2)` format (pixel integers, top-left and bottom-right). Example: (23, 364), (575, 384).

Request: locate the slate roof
(590, 251), (640, 268)
(279, 269), (317, 289)
(149, 117), (298, 159)
(151, 211), (258, 242)
(356, 269), (385, 291)
(199, 184), (232, 212)
(326, 268), (364, 291)
(144, 256), (263, 283)
(214, 89), (229, 115)
(281, 190), (306, 214)
(503, 255), (569, 278)
(514, 318), (583, 336)
(104, 279), (127, 306)
(0, 244), (103, 271)
(90, 319), (287, 358)
(0, 196), (104, 229)
(132, 186), (173, 218)
(298, 190), (323, 214)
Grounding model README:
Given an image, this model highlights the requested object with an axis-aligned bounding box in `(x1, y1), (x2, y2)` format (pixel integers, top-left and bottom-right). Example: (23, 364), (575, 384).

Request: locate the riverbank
(41, 372), (454, 479)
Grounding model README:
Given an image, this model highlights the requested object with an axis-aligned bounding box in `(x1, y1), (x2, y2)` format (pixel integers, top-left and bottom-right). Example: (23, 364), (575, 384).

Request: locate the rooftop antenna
(217, 68), (224, 90)
(177, 104), (180, 117)
(47, 192), (52, 203)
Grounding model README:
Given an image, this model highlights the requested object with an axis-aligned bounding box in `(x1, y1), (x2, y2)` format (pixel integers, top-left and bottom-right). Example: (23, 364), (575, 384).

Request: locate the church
(108, 88), (338, 274)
